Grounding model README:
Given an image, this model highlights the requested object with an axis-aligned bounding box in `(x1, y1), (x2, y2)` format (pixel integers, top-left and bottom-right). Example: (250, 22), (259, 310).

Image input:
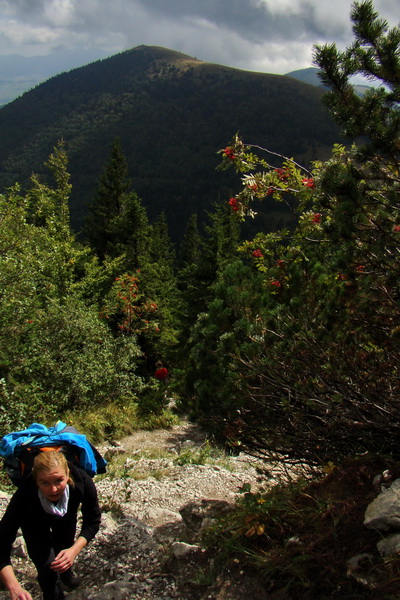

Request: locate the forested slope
(0, 45), (341, 240)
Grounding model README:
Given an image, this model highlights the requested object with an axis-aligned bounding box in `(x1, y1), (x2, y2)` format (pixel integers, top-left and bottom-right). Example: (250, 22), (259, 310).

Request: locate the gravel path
(0, 420), (274, 600)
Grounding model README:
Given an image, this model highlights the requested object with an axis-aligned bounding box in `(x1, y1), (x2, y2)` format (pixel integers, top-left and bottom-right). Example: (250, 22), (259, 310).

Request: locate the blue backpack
(0, 421), (107, 486)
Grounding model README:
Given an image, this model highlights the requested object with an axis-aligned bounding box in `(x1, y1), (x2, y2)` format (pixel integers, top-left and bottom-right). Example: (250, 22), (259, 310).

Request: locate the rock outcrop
(346, 472), (400, 591)
(364, 476), (400, 557)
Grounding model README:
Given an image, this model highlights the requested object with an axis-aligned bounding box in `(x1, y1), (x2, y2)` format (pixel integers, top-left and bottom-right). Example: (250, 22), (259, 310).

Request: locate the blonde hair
(32, 450), (74, 486)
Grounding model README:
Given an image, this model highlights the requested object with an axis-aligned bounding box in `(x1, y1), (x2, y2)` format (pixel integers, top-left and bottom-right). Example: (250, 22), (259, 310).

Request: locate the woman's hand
(9, 586), (33, 600)
(51, 536), (87, 574)
(50, 547), (77, 573)
(1, 566), (33, 600)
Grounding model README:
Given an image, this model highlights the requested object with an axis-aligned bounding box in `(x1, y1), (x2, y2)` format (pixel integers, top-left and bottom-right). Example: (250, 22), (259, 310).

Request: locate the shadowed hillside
(0, 45), (342, 240)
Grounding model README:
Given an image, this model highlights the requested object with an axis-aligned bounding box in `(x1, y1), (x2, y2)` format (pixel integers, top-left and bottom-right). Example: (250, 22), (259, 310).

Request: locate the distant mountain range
(287, 66), (372, 97)
(286, 67), (324, 87)
(0, 46), (343, 241)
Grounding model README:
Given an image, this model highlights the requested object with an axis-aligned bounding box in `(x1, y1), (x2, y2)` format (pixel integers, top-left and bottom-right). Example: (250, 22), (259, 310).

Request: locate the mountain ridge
(0, 46), (313, 107)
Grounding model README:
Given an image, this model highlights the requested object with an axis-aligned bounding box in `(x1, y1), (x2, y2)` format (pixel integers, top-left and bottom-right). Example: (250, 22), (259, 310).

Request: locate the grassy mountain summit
(0, 45), (342, 240)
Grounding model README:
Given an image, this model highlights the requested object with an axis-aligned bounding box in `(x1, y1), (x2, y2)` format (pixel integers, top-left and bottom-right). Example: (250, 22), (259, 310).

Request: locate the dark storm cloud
(137, 0), (276, 41)
(0, 0), (398, 74)
(133, 0), (357, 42)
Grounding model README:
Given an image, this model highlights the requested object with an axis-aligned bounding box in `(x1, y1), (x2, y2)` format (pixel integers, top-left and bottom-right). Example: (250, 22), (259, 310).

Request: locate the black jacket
(0, 463), (101, 571)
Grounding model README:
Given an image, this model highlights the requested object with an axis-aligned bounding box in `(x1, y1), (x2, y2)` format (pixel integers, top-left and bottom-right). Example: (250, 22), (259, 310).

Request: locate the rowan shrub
(182, 1), (400, 468)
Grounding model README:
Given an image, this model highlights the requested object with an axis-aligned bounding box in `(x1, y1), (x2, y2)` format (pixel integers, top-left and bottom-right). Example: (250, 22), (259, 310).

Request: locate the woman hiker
(0, 449), (101, 600)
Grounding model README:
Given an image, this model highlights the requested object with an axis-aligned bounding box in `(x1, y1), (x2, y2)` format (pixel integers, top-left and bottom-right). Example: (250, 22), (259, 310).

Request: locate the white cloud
(43, 0), (77, 28)
(256, 0), (307, 16)
(246, 41), (316, 74)
(0, 19), (58, 47)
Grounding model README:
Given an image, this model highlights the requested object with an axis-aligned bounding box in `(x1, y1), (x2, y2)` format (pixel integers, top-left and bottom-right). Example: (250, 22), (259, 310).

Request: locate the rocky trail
(0, 420), (276, 600)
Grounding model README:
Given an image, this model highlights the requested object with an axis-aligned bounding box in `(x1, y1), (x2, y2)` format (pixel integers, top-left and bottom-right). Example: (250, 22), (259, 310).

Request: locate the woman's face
(36, 468), (68, 502)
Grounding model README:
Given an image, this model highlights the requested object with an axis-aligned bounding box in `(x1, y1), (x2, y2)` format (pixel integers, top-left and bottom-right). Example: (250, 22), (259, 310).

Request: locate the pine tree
(174, 205), (241, 394)
(177, 213), (202, 268)
(140, 212), (180, 362)
(25, 141), (82, 303)
(148, 212), (176, 268)
(313, 0), (400, 318)
(203, 204), (241, 275)
(177, 258), (265, 428)
(314, 0), (400, 163)
(107, 191), (150, 269)
(84, 138), (131, 260)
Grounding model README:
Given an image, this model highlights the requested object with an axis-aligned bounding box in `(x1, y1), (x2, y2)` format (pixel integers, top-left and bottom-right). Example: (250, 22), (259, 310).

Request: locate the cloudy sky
(0, 0), (398, 77)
